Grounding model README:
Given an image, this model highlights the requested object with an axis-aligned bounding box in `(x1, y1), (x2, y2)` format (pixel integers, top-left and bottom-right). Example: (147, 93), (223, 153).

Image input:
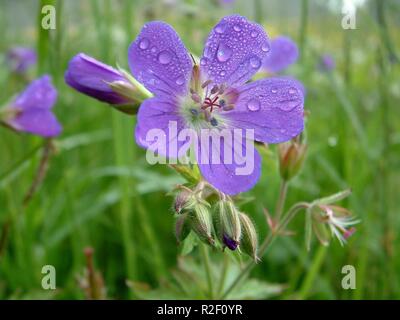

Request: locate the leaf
(228, 279), (285, 300)
(179, 232), (198, 256)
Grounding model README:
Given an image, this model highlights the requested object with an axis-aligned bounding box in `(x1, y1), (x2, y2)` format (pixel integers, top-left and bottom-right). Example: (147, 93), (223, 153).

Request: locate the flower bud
(188, 202), (214, 246)
(238, 213), (259, 261)
(217, 200), (241, 250)
(175, 213), (191, 243)
(278, 139), (307, 181)
(174, 188), (193, 214)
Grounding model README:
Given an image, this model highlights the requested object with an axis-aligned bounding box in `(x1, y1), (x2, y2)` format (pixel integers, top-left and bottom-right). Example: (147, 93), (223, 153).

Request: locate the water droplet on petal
(220, 70), (226, 76)
(250, 57), (261, 69)
(271, 88), (278, 94)
(261, 42), (270, 52)
(151, 46), (157, 53)
(200, 58), (207, 66)
(215, 24), (226, 34)
(289, 87), (297, 95)
(139, 38), (149, 50)
(217, 43), (232, 62)
(158, 50), (172, 64)
(251, 31), (258, 38)
(246, 98), (261, 112)
(175, 76), (185, 85)
(233, 25), (241, 32)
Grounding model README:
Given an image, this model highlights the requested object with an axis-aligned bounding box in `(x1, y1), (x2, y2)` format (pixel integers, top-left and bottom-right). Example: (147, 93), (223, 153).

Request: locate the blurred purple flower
(65, 53), (133, 105)
(6, 47), (37, 74)
(262, 36), (299, 73)
(131, 15), (305, 195)
(219, 0), (235, 6)
(1, 75), (62, 137)
(319, 54), (335, 71)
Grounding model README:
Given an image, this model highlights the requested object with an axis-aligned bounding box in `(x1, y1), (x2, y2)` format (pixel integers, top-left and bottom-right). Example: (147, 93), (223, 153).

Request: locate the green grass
(0, 0), (399, 299)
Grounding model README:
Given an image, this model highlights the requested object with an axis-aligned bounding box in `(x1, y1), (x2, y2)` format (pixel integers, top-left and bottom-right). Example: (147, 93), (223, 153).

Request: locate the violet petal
(225, 77), (304, 144)
(135, 97), (191, 158)
(196, 129), (261, 195)
(128, 21), (193, 98)
(200, 15), (270, 87)
(9, 108), (62, 137)
(65, 53), (131, 105)
(262, 36), (299, 73)
(12, 75), (57, 111)
(223, 234), (238, 250)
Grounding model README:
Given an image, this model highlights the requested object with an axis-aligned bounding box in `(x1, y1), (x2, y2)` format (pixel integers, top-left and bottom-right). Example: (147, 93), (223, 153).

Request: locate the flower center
(180, 65), (237, 130)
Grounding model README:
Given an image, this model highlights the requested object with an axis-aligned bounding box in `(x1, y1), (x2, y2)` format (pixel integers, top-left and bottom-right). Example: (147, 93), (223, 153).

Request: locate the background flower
(6, 47), (37, 74)
(1, 75), (62, 137)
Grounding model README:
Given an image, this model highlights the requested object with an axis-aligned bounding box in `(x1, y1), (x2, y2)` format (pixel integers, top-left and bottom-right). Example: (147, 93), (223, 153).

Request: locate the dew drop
(151, 46), (157, 53)
(233, 25), (241, 32)
(288, 87), (297, 95)
(251, 31), (258, 38)
(139, 38), (149, 50)
(219, 70), (226, 76)
(175, 76), (185, 85)
(158, 50), (172, 64)
(261, 42), (270, 52)
(216, 43), (232, 62)
(250, 57), (261, 69)
(200, 58), (207, 66)
(215, 24), (226, 34)
(246, 98), (261, 112)
(271, 88), (278, 94)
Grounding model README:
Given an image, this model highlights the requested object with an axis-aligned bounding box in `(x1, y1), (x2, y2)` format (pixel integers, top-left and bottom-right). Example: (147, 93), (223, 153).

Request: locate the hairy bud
(188, 202), (214, 246)
(239, 213), (259, 261)
(278, 139), (307, 181)
(217, 200), (241, 251)
(174, 189), (194, 214)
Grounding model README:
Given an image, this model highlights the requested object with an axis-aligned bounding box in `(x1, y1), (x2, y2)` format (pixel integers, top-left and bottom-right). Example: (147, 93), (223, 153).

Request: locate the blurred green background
(0, 0), (399, 299)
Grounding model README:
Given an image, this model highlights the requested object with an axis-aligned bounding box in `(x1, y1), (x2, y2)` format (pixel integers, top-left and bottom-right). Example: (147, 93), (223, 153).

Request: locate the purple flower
(223, 233), (238, 250)
(262, 36), (299, 74)
(1, 75), (62, 137)
(319, 54), (335, 72)
(65, 53), (137, 106)
(131, 15), (304, 195)
(6, 47), (37, 74)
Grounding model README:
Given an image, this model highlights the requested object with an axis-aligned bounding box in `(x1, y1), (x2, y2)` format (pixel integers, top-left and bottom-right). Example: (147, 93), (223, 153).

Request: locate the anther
(210, 117), (218, 127)
(201, 79), (212, 89)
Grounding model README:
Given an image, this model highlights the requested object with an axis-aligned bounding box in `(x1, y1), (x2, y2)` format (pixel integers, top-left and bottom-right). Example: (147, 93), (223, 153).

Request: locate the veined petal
(135, 97), (190, 158)
(225, 77), (304, 143)
(196, 129), (261, 195)
(128, 21), (193, 98)
(65, 53), (131, 105)
(200, 15), (270, 88)
(262, 36), (299, 73)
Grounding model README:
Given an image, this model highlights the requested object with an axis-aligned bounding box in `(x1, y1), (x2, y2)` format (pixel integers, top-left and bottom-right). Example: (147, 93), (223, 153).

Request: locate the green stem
(297, 245), (327, 299)
(221, 202), (309, 299)
(217, 255), (229, 298)
(275, 180), (288, 221)
(200, 244), (214, 299)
